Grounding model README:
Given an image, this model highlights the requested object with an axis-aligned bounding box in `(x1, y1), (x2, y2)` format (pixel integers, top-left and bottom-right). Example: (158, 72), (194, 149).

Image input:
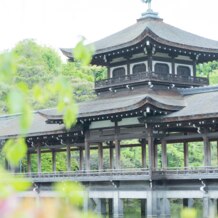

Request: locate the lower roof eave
(150, 113), (218, 124)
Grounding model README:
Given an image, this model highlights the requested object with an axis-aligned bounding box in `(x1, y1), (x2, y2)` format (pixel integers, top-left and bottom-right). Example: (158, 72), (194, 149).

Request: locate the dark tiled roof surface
(40, 88), (185, 119)
(93, 18), (218, 53)
(61, 17), (218, 57)
(165, 91), (218, 119)
(0, 112), (64, 139)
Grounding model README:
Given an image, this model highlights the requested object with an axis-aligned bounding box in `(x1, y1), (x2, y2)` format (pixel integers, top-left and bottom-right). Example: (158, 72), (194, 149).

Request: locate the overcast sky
(1, 0), (218, 56)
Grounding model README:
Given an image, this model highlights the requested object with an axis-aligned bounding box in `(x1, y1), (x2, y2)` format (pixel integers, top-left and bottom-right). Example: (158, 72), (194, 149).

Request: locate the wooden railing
(5, 166), (218, 182)
(154, 166), (218, 180)
(10, 168), (150, 182)
(95, 72), (209, 89)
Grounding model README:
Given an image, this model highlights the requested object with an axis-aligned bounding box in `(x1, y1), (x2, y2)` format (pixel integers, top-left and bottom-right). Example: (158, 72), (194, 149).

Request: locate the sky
(1, 0), (218, 57)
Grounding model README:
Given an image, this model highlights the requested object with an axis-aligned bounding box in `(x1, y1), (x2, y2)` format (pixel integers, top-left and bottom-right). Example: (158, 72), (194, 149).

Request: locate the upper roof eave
(60, 48), (74, 59)
(61, 28), (218, 60)
(93, 29), (218, 56)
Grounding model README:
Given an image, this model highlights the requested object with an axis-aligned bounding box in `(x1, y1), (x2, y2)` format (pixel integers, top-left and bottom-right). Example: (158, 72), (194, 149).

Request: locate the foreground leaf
(3, 138), (27, 167)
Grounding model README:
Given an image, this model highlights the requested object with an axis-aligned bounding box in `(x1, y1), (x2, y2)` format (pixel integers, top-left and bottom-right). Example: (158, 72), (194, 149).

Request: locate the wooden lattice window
(177, 66), (191, 77)
(154, 63), (169, 75)
(132, 63), (146, 74)
(112, 67), (126, 78)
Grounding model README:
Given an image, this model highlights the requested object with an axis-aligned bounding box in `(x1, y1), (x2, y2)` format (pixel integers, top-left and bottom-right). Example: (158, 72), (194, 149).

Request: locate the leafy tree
(197, 60), (218, 85)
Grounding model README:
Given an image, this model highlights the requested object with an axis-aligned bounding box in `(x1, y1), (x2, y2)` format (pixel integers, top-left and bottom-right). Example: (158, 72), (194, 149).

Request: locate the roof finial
(140, 0), (159, 20)
(142, 0), (152, 10)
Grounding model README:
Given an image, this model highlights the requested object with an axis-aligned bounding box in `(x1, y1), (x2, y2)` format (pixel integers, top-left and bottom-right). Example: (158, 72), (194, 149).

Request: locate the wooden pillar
(115, 122), (121, 169)
(208, 141), (211, 166)
(141, 139), (146, 168)
(147, 189), (158, 218)
(85, 130), (90, 171)
(79, 148), (83, 170)
(108, 199), (113, 215)
(216, 141), (218, 166)
(5, 159), (9, 170)
(172, 57), (175, 75)
(161, 139), (167, 169)
(98, 143), (103, 170)
(193, 60), (197, 77)
(141, 199), (146, 217)
(160, 197), (171, 218)
(36, 145), (41, 173)
(203, 134), (211, 166)
(154, 143), (158, 169)
(203, 197), (210, 218)
(66, 144), (71, 171)
(148, 54), (153, 73)
(113, 192), (123, 217)
(109, 142), (114, 169)
(147, 126), (154, 177)
(27, 152), (31, 173)
(127, 58), (130, 75)
(107, 66), (110, 78)
(184, 142), (189, 168)
(115, 140), (121, 169)
(52, 150), (56, 172)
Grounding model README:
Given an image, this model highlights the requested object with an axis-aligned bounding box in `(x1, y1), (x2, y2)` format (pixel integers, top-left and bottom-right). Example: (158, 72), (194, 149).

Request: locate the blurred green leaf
(3, 138), (27, 167)
(0, 168), (31, 198)
(181, 208), (197, 218)
(33, 85), (44, 103)
(6, 89), (25, 114)
(20, 104), (33, 133)
(11, 177), (31, 192)
(74, 39), (94, 66)
(63, 106), (77, 129)
(54, 181), (84, 207)
(17, 81), (29, 94)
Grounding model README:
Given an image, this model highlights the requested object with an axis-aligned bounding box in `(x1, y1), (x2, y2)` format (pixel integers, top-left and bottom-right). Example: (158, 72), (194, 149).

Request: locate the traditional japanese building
(1, 3), (218, 218)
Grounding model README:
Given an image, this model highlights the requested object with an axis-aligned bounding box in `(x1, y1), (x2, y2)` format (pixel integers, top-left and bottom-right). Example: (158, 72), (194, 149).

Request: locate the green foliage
(181, 208), (197, 218)
(188, 142), (203, 167)
(54, 181), (84, 207)
(0, 167), (31, 198)
(166, 143), (184, 167)
(209, 70), (218, 85)
(3, 138), (27, 167)
(62, 62), (94, 82)
(13, 39), (62, 75)
(0, 52), (17, 83)
(74, 39), (94, 66)
(197, 60), (218, 85)
(93, 65), (107, 81)
(121, 147), (142, 168)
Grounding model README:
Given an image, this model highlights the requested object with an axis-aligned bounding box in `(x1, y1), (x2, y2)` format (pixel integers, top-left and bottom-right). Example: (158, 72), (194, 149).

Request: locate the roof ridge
(178, 85), (218, 95)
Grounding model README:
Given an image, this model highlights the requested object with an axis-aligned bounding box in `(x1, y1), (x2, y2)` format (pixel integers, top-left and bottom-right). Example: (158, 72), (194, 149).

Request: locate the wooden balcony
(95, 72), (209, 91)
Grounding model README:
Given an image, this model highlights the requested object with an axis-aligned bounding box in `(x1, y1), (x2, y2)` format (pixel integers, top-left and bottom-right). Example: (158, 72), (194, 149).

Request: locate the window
(132, 63), (146, 74)
(112, 67), (126, 78)
(177, 66), (191, 77)
(154, 63), (169, 75)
